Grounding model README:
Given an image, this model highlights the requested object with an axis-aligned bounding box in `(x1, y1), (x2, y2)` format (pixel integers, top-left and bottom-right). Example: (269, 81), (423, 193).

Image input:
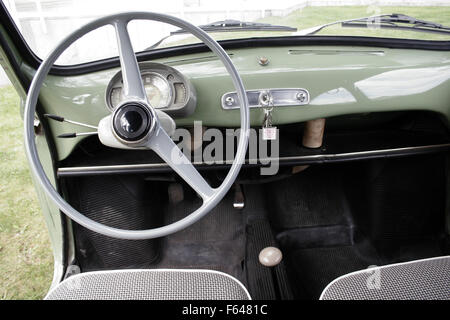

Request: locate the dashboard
(28, 45), (450, 161)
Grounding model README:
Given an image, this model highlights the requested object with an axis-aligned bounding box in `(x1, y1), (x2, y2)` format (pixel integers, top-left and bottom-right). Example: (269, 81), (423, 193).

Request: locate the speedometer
(106, 62), (196, 117)
(109, 72), (172, 109)
(142, 72), (172, 109)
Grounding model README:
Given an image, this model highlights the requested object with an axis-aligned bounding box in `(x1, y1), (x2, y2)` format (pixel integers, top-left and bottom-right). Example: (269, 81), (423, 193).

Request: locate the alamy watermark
(366, 265), (381, 290)
(170, 121), (279, 175)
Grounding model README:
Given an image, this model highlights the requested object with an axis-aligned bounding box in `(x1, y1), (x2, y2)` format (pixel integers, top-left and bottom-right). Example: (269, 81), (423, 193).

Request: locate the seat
(320, 256), (450, 300)
(45, 269), (251, 300)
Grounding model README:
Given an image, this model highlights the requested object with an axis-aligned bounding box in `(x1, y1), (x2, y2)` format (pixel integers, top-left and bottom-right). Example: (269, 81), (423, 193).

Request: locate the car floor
(261, 160), (448, 299)
(152, 160), (448, 299)
(70, 156), (449, 300)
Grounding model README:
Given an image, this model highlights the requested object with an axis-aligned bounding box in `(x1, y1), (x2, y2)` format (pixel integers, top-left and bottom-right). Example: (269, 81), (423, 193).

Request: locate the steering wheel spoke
(113, 20), (147, 102)
(148, 125), (215, 201)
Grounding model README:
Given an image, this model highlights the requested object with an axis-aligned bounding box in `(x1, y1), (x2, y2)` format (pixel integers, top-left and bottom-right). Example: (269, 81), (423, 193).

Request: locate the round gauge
(108, 72), (172, 109)
(142, 72), (172, 109)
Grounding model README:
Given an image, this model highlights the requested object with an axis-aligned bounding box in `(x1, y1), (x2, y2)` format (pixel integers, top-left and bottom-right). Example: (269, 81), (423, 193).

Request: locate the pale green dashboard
(22, 45), (450, 160)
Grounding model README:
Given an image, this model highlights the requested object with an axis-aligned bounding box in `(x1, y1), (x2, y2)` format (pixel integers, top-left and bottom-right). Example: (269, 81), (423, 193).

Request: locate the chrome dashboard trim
(221, 88), (310, 110)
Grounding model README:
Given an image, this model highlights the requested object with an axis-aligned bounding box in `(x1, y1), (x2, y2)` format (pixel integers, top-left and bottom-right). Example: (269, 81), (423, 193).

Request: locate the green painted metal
(0, 24), (66, 285)
(30, 132), (66, 288)
(21, 45), (450, 161)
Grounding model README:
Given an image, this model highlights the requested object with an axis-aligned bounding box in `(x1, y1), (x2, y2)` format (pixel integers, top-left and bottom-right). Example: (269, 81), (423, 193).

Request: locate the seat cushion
(320, 256), (450, 300)
(45, 269), (251, 300)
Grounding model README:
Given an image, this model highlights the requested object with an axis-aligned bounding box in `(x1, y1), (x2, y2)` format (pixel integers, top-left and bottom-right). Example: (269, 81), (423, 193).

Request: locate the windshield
(2, 0), (450, 65)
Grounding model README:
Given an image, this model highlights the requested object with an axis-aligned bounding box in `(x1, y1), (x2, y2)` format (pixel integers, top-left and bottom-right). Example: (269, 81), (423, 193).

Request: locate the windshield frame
(1, 2), (449, 78)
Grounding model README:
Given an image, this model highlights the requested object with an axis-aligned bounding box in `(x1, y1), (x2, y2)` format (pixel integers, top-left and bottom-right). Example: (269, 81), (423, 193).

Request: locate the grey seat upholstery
(45, 269), (251, 300)
(320, 256), (450, 300)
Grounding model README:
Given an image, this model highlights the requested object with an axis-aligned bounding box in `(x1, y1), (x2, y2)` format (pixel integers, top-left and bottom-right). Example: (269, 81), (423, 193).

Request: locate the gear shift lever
(259, 246), (283, 267)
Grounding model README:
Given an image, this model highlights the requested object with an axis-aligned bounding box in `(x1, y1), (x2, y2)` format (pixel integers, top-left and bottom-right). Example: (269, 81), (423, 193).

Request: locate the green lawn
(0, 85), (53, 300)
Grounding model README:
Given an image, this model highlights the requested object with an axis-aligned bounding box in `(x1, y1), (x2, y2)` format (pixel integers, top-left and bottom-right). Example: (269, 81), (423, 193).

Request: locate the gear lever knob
(259, 246), (283, 267)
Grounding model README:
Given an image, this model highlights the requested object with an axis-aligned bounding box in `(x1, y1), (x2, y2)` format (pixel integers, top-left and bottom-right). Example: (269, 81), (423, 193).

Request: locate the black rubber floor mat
(286, 245), (380, 299)
(70, 176), (162, 271)
(242, 184), (294, 300)
(245, 218), (277, 299)
(377, 238), (446, 263)
(246, 218), (294, 300)
(276, 225), (354, 249)
(270, 161), (448, 299)
(153, 189), (247, 284)
(265, 166), (351, 230)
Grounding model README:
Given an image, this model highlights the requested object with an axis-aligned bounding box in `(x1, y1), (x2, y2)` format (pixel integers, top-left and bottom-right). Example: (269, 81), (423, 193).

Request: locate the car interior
(1, 2), (449, 300)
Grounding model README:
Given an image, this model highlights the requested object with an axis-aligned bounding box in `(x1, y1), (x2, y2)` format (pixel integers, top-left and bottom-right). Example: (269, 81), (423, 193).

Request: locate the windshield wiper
(297, 13), (450, 36)
(147, 20), (296, 50)
(173, 19), (297, 34)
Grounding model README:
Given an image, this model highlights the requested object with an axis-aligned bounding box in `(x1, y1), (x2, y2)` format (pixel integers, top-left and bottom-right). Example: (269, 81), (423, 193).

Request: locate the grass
(0, 85), (53, 300)
(160, 5), (450, 47)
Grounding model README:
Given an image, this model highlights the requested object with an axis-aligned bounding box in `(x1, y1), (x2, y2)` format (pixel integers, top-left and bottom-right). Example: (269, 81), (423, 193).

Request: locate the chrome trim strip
(221, 88), (310, 110)
(58, 143), (450, 176)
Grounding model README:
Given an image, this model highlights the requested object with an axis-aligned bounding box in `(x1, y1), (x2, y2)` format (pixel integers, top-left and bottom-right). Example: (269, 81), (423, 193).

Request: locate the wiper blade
(342, 14), (450, 35)
(350, 13), (444, 28)
(297, 13), (450, 36)
(172, 19), (297, 34)
(147, 20), (296, 50)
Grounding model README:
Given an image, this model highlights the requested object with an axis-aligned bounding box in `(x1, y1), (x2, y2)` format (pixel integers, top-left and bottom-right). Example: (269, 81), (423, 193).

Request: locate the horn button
(113, 103), (153, 142)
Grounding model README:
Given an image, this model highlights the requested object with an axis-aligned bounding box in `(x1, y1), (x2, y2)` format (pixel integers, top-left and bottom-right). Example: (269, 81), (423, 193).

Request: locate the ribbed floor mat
(267, 162), (448, 299)
(70, 176), (162, 271)
(280, 235), (445, 300)
(246, 218), (293, 299)
(153, 189), (247, 284)
(285, 245), (380, 299)
(287, 240), (445, 299)
(266, 166), (350, 230)
(242, 184), (294, 300)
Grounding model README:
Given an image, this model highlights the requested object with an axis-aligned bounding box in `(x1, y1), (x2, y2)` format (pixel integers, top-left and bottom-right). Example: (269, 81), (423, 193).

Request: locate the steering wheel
(24, 12), (250, 240)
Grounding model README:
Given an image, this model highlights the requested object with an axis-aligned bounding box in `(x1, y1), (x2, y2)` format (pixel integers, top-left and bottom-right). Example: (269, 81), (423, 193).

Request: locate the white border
(45, 268), (251, 300)
(319, 255), (450, 300)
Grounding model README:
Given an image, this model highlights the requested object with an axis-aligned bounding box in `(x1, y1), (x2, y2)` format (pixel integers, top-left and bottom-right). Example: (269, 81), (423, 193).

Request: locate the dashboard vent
(164, 53), (233, 65)
(288, 49), (384, 56)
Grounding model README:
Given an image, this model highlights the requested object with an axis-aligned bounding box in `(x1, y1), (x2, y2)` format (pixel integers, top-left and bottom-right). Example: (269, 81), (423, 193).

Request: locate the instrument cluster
(106, 62), (196, 117)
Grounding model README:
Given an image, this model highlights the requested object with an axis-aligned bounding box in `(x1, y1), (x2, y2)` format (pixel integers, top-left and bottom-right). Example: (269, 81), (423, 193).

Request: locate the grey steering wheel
(24, 12), (250, 240)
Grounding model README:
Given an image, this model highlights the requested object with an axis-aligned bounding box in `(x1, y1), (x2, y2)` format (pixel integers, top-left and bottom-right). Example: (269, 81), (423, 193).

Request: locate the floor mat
(267, 163), (448, 299)
(70, 176), (162, 271)
(152, 188), (247, 284)
(266, 166), (351, 230)
(276, 219), (382, 299)
(283, 244), (380, 299)
(243, 184), (294, 300)
(246, 218), (294, 299)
